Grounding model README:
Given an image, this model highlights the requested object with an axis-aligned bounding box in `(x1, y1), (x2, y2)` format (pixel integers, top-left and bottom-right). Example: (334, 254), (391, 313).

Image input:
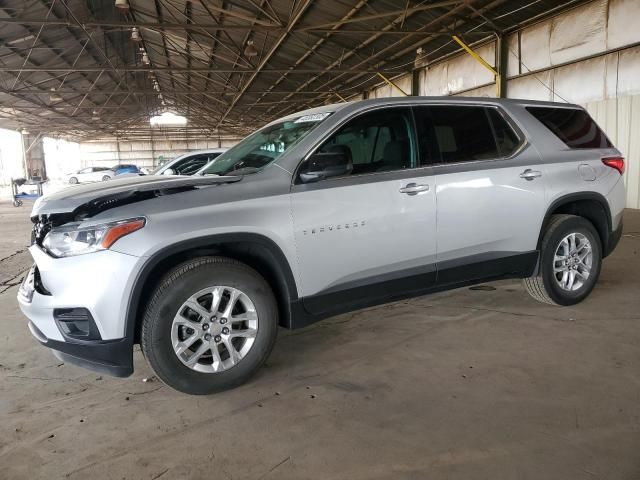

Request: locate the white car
(67, 167), (114, 184)
(152, 149), (227, 176)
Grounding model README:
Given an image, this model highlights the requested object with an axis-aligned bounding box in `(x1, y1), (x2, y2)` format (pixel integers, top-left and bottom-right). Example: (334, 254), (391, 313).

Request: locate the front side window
(313, 107), (415, 177)
(202, 113), (330, 176)
(526, 106), (612, 149)
(414, 106), (499, 163)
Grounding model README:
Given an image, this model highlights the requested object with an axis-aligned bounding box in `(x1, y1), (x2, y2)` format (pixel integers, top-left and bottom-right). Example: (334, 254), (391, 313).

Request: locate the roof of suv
(279, 96), (581, 123)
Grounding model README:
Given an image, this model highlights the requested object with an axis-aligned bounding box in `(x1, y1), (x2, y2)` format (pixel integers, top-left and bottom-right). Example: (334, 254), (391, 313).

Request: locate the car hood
(32, 174), (241, 217)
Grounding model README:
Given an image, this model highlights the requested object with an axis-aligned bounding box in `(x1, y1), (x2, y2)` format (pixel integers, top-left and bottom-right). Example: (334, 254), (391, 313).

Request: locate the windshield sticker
(294, 112), (331, 123)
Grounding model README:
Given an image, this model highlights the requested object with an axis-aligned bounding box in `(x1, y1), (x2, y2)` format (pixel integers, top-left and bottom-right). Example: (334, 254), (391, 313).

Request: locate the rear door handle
(519, 169), (542, 181)
(399, 183), (429, 195)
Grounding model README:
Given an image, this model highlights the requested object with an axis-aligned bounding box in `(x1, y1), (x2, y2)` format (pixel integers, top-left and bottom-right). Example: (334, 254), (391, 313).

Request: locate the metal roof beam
(295, 1), (463, 31)
(215, 0), (313, 128)
(0, 66), (410, 73)
(0, 18), (493, 37)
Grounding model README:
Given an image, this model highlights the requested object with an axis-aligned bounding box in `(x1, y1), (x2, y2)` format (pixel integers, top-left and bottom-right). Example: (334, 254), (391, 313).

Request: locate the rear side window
(526, 107), (612, 149)
(414, 106), (499, 163)
(487, 108), (521, 157)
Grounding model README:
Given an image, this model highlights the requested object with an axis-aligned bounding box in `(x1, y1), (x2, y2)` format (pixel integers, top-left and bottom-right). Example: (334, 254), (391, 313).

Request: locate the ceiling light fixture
(130, 27), (142, 42)
(142, 51), (150, 65)
(115, 0), (130, 12)
(49, 87), (62, 102)
(244, 40), (258, 57)
(92, 110), (100, 120)
(150, 111), (187, 126)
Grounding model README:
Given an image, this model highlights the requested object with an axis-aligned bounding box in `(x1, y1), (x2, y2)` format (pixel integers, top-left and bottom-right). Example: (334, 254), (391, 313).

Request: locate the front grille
(32, 219), (52, 247)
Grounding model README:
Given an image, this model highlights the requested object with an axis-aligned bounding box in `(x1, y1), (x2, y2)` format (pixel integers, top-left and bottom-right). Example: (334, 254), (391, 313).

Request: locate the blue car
(112, 164), (142, 176)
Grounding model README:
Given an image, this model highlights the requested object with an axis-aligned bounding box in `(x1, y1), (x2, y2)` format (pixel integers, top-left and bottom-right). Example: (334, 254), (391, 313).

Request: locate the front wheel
(101, 175), (111, 181)
(141, 257), (278, 395)
(68, 176), (78, 184)
(523, 214), (602, 306)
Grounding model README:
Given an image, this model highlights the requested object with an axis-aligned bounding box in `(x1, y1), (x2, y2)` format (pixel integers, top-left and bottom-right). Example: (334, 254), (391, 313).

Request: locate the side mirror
(163, 168), (175, 176)
(299, 151), (352, 183)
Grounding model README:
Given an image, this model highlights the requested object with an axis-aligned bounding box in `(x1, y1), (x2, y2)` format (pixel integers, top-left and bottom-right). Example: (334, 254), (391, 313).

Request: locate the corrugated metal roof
(0, 0), (589, 139)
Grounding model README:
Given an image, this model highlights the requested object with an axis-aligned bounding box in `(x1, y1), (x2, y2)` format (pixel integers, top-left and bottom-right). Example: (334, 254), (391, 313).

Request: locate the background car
(112, 164), (142, 176)
(67, 167), (114, 184)
(152, 148), (227, 176)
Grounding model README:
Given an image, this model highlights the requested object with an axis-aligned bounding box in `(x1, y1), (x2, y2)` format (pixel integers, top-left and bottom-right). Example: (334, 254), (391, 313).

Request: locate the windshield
(201, 112), (331, 176)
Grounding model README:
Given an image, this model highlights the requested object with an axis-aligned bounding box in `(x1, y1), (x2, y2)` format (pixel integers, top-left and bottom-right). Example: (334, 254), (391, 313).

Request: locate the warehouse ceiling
(0, 0), (585, 139)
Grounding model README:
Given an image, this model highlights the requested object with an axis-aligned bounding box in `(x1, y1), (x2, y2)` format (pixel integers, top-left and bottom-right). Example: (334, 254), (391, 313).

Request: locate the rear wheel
(524, 214), (602, 305)
(141, 257), (278, 395)
(69, 176), (78, 184)
(101, 175), (111, 181)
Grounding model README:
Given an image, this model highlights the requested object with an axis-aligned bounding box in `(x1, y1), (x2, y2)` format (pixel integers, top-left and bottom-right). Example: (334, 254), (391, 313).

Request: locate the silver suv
(18, 98), (626, 394)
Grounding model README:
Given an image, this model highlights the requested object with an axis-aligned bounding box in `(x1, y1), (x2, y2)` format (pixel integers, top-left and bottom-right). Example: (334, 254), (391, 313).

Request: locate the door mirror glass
(299, 148), (352, 183)
(163, 168), (175, 176)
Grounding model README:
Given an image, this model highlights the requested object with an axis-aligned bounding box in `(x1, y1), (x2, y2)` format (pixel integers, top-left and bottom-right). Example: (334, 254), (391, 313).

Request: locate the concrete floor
(1, 200), (639, 480)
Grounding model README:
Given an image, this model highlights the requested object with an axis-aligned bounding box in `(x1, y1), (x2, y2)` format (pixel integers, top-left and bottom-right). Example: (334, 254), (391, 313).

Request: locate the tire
(141, 257), (278, 395)
(523, 214), (602, 306)
(69, 177), (78, 184)
(13, 199), (22, 207)
(101, 175), (111, 181)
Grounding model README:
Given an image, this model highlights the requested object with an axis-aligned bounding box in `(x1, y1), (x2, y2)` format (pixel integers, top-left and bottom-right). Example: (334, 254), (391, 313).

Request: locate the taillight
(602, 156), (625, 175)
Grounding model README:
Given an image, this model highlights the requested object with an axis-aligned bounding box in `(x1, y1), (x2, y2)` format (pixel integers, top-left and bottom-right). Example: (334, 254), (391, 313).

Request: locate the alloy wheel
(171, 286), (258, 373)
(553, 232), (593, 291)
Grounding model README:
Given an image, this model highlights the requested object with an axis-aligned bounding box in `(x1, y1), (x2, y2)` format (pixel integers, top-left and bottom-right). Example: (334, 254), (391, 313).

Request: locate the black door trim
(292, 250), (538, 328)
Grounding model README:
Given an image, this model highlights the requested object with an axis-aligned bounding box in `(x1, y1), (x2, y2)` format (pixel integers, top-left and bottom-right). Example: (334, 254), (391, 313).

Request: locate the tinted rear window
(526, 107), (612, 149)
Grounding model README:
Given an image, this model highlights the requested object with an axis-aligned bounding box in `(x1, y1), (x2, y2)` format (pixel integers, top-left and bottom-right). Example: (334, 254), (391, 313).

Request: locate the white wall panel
(445, 43), (495, 94)
(420, 62), (448, 96)
(605, 52), (620, 98)
(370, 84), (391, 98)
(616, 47), (640, 97)
(553, 56), (606, 104)
(607, 0), (640, 49)
(507, 72), (553, 101)
(394, 74), (412, 96)
(550, 0), (607, 65)
(521, 21), (552, 71)
(419, 43), (495, 96)
(506, 33), (520, 77)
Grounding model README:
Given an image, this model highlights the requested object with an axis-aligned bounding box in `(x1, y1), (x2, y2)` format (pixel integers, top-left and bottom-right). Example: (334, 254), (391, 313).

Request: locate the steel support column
(496, 34), (508, 98)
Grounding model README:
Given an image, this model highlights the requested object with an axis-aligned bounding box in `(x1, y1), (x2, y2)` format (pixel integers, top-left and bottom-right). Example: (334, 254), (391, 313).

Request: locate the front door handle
(399, 183), (430, 195)
(519, 169), (542, 181)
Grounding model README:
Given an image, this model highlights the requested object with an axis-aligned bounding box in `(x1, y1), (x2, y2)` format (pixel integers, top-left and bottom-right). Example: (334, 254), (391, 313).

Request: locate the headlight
(42, 217), (145, 258)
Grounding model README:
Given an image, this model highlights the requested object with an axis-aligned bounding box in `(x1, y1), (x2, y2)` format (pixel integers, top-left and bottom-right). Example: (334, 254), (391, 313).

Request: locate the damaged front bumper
(17, 245), (144, 377)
